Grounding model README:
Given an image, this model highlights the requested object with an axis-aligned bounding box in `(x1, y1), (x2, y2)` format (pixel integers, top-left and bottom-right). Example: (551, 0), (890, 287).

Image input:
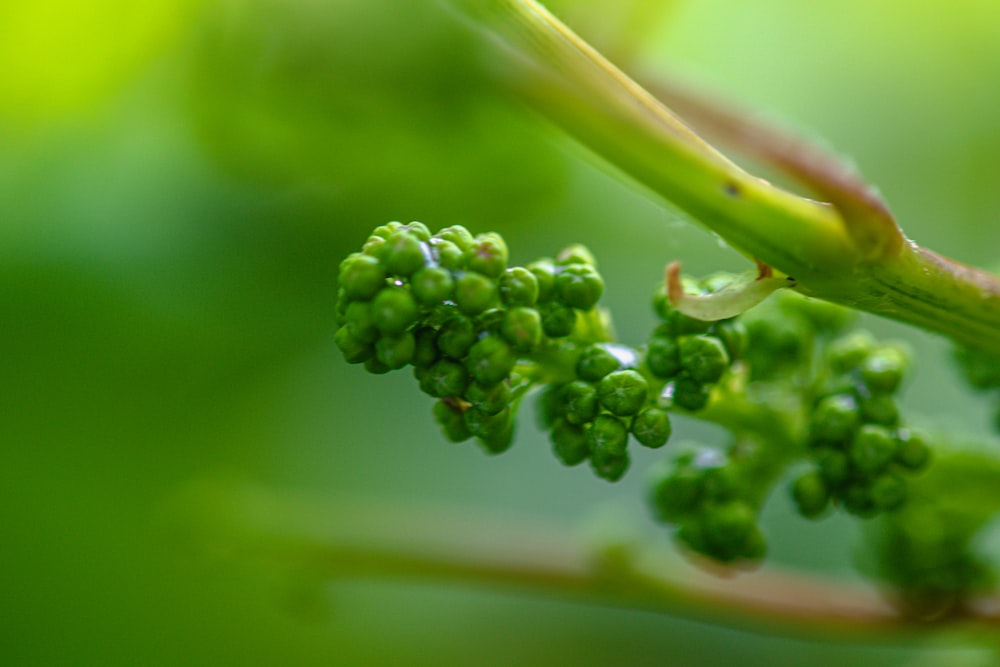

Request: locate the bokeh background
(4, 1), (1000, 664)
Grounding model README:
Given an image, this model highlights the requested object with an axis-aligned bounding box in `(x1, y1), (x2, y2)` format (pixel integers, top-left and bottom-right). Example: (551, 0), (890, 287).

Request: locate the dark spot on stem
(723, 182), (741, 197)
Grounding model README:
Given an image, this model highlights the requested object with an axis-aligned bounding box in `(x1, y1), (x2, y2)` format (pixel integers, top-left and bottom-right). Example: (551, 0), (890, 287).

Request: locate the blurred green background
(4, 1), (1000, 664)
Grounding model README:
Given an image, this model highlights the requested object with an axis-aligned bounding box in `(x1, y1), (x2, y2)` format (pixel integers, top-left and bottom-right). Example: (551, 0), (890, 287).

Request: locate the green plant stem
(445, 0), (1000, 352)
(181, 479), (1000, 643)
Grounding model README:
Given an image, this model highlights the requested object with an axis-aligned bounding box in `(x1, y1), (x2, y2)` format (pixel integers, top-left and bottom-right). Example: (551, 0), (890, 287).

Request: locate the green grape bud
(361, 235), (388, 260)
(371, 221), (403, 240)
(465, 405), (512, 441)
(419, 359), (469, 398)
(466, 336), (516, 386)
(411, 327), (439, 368)
(841, 483), (877, 518)
(849, 424), (898, 477)
(702, 501), (756, 559)
(364, 356), (391, 375)
(561, 380), (599, 425)
(539, 302), (577, 338)
(464, 381), (510, 416)
(895, 430), (931, 471)
(810, 394), (860, 444)
(859, 393), (899, 426)
(475, 308), (506, 335)
(650, 285), (709, 334)
(334, 326), (373, 364)
(672, 376), (711, 411)
(550, 420), (590, 466)
(536, 383), (566, 430)
(678, 335), (730, 385)
(455, 272), (498, 316)
(411, 266), (454, 305)
(402, 221), (431, 241)
(869, 472), (907, 511)
(477, 418), (515, 455)
(576, 344), (622, 382)
(861, 345), (909, 394)
(344, 300), (379, 343)
(826, 331), (875, 374)
(816, 448), (850, 487)
(375, 331), (416, 370)
(791, 470), (830, 519)
(384, 230), (427, 277)
(598, 370), (648, 416)
(465, 232), (508, 278)
(650, 467), (703, 523)
(499, 267), (540, 307)
(433, 400), (472, 443)
(587, 414), (629, 456)
(526, 260), (557, 303)
(555, 244), (597, 267)
(712, 320), (747, 361)
(371, 287), (419, 335)
(555, 264), (604, 310)
(433, 225), (475, 251)
(953, 344), (1000, 390)
(631, 408), (672, 449)
(501, 307), (543, 352)
(340, 253), (387, 301)
(590, 448), (629, 482)
(646, 335), (681, 379)
(436, 314), (476, 359)
(430, 238), (465, 271)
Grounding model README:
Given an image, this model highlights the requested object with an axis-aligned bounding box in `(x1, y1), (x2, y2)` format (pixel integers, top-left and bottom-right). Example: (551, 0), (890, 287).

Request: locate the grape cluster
(334, 221), (606, 454)
(791, 332), (931, 518)
(649, 446), (766, 563)
(647, 282), (744, 411)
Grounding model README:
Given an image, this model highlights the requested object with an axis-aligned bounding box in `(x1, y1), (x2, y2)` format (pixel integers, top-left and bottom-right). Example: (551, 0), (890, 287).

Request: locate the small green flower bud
(650, 467), (703, 523)
(384, 230), (427, 277)
(345, 300), (379, 343)
(555, 264), (603, 310)
(678, 335), (730, 385)
(816, 448), (850, 486)
(869, 472), (907, 511)
(433, 400), (472, 443)
(475, 308), (506, 335)
(419, 359), (469, 398)
(501, 307), (543, 352)
(598, 370), (648, 416)
(464, 380), (510, 416)
(713, 321), (747, 361)
(791, 471), (830, 519)
(499, 267), (539, 307)
(334, 326), (373, 364)
(371, 287), (419, 335)
(402, 221), (431, 241)
(631, 408), (672, 448)
(672, 376), (711, 411)
(536, 383), (566, 430)
(590, 449), (629, 482)
(841, 483), (877, 518)
(411, 266), (454, 305)
(527, 260), (557, 302)
(539, 302), (577, 337)
(953, 344), (1000, 390)
(555, 244), (597, 267)
(364, 356), (391, 375)
(576, 344), (622, 382)
(859, 393), (899, 426)
(587, 414), (629, 456)
(702, 501), (756, 557)
(466, 336), (516, 385)
(455, 271), (498, 316)
(465, 233), (508, 278)
(861, 345), (908, 394)
(465, 405), (512, 441)
(340, 253), (386, 301)
(433, 225), (474, 252)
(411, 327), (439, 368)
(895, 430), (931, 471)
(550, 420), (589, 466)
(478, 419), (515, 455)
(436, 314), (476, 359)
(375, 331), (416, 370)
(371, 221), (403, 240)
(561, 381), (599, 425)
(810, 394), (860, 444)
(827, 331), (875, 374)
(850, 424), (898, 476)
(646, 335), (681, 379)
(430, 239), (465, 271)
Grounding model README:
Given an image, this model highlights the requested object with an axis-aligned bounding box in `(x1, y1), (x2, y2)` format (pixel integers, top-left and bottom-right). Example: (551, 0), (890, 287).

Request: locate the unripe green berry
(420, 359), (469, 398)
(587, 414), (629, 456)
(411, 327), (439, 368)
(651, 467), (703, 523)
(430, 239), (465, 271)
(703, 501), (756, 558)
(576, 344), (622, 382)
(433, 225), (474, 251)
(850, 424), (898, 477)
(501, 307), (543, 352)
(340, 254), (386, 301)
(371, 287), (419, 335)
(540, 302), (577, 337)
(465, 233), (508, 278)
(561, 381), (599, 425)
(672, 376), (711, 411)
(555, 244), (597, 267)
(527, 260), (557, 302)
(598, 370), (648, 416)
(411, 266), (454, 305)
(361, 235), (388, 260)
(455, 272), (498, 316)
(401, 221), (431, 241)
(870, 472), (907, 511)
(555, 264), (603, 310)
(646, 335), (681, 379)
(631, 408), (672, 448)
(499, 267), (539, 307)
(345, 300), (379, 343)
(436, 314), (476, 359)
(859, 393), (899, 426)
(475, 308), (506, 335)
(371, 221), (403, 240)
(550, 420), (589, 466)
(466, 336), (516, 386)
(678, 335), (730, 385)
(464, 381), (510, 416)
(590, 448), (629, 482)
(816, 448), (850, 487)
(384, 230), (427, 277)
(334, 326), (373, 364)
(895, 430), (931, 471)
(810, 394), (860, 444)
(791, 471), (830, 519)
(433, 400), (472, 443)
(861, 345), (908, 394)
(364, 356), (391, 375)
(827, 331), (875, 374)
(375, 331), (415, 370)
